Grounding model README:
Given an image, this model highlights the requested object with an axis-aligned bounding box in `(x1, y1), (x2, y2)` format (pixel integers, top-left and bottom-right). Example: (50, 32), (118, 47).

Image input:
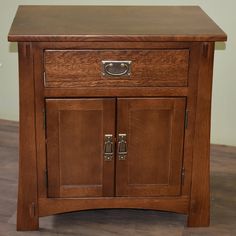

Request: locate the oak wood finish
(188, 43), (215, 227)
(8, 6), (226, 42)
(44, 87), (189, 97)
(17, 43), (39, 230)
(8, 5), (227, 231)
(33, 45), (48, 200)
(116, 98), (186, 197)
(38, 197), (189, 217)
(1, 119), (236, 235)
(179, 42), (201, 197)
(46, 99), (115, 198)
(44, 49), (189, 87)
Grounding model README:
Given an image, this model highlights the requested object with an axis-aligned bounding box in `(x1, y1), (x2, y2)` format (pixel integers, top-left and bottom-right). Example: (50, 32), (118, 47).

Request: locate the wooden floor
(0, 119), (235, 236)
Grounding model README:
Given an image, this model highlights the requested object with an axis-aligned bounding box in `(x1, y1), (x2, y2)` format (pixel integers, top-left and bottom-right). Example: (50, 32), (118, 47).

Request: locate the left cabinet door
(45, 98), (116, 198)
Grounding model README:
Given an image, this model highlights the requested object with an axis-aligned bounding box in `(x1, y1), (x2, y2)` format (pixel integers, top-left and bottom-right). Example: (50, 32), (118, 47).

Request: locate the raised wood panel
(116, 98), (186, 197)
(44, 49), (189, 87)
(46, 98), (115, 198)
(128, 109), (172, 185)
(59, 110), (102, 185)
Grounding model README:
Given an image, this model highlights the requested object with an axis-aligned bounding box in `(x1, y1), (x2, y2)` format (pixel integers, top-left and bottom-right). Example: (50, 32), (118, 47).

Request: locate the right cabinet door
(116, 98), (186, 197)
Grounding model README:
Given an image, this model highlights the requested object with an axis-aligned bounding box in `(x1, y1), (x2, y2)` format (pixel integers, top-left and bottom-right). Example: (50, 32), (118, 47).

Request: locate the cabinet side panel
(17, 43), (39, 230)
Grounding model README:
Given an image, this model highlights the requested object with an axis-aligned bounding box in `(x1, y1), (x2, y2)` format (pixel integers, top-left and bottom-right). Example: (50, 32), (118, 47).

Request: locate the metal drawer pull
(118, 134), (127, 160)
(102, 61), (131, 77)
(104, 134), (113, 161)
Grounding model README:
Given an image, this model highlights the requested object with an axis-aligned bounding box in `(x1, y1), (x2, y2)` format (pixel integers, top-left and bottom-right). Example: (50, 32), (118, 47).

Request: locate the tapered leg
(17, 43), (39, 230)
(188, 42), (215, 227)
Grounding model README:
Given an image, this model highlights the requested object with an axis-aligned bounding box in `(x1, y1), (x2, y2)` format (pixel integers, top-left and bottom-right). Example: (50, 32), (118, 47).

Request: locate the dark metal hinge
(181, 167), (185, 185)
(185, 110), (189, 129)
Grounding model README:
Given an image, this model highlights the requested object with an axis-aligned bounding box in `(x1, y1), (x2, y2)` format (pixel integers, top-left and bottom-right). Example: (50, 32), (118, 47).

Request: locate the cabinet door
(46, 99), (115, 198)
(116, 98), (186, 197)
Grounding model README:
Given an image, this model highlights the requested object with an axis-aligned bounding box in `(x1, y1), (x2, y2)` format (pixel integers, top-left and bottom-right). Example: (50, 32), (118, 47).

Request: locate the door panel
(46, 98), (115, 198)
(116, 98), (186, 197)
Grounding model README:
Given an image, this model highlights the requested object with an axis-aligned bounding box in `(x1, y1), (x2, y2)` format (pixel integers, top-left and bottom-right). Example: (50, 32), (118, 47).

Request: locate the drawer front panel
(44, 49), (189, 87)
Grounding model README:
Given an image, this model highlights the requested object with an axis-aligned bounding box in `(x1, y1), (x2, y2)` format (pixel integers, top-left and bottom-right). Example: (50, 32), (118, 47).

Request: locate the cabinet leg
(16, 43), (39, 231)
(16, 156), (39, 231)
(16, 147), (39, 231)
(17, 201), (39, 231)
(187, 43), (214, 227)
(187, 198), (210, 227)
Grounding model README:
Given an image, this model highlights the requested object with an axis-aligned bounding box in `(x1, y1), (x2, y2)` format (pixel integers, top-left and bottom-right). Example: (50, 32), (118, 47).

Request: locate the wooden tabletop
(8, 6), (227, 42)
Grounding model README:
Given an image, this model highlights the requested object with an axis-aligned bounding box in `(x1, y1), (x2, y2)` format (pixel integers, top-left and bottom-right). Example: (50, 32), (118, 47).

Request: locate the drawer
(44, 49), (189, 88)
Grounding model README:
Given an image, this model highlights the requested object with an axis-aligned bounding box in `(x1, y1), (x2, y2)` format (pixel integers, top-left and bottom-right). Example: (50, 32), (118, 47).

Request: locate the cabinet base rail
(38, 196), (189, 217)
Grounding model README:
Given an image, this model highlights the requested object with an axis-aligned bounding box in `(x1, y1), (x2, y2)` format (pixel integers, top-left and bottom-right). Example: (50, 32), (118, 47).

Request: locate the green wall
(0, 0), (235, 146)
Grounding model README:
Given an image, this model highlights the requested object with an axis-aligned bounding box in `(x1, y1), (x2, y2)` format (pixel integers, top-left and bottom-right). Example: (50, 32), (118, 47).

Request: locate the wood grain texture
(46, 99), (115, 198)
(44, 49), (189, 87)
(116, 98), (186, 197)
(44, 87), (189, 97)
(36, 41), (193, 50)
(8, 6), (227, 42)
(38, 196), (189, 217)
(33, 44), (48, 200)
(8, 4), (227, 230)
(1, 119), (236, 235)
(180, 43), (202, 197)
(187, 42), (215, 227)
(17, 43), (39, 230)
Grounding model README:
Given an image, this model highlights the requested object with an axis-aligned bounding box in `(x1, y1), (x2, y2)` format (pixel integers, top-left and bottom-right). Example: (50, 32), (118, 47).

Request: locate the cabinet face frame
(32, 41), (201, 218)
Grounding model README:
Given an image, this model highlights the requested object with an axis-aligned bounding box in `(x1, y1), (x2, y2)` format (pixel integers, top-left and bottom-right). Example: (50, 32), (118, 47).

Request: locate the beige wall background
(0, 0), (235, 146)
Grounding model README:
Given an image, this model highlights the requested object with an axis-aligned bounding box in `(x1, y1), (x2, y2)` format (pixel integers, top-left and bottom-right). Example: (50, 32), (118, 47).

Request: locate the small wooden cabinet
(8, 6), (227, 231)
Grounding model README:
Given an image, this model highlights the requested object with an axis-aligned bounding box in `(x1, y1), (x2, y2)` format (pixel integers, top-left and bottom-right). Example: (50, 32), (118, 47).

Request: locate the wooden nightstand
(8, 6), (227, 231)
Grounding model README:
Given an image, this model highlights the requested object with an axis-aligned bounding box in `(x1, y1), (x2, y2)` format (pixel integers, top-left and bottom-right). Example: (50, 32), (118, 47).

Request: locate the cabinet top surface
(8, 5), (227, 42)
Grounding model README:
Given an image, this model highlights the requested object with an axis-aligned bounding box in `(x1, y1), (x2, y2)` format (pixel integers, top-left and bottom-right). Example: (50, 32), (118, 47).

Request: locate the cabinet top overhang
(8, 5), (227, 42)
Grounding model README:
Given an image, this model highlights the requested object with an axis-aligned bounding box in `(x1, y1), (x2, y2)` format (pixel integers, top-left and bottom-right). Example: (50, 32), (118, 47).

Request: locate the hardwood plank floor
(0, 119), (235, 235)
